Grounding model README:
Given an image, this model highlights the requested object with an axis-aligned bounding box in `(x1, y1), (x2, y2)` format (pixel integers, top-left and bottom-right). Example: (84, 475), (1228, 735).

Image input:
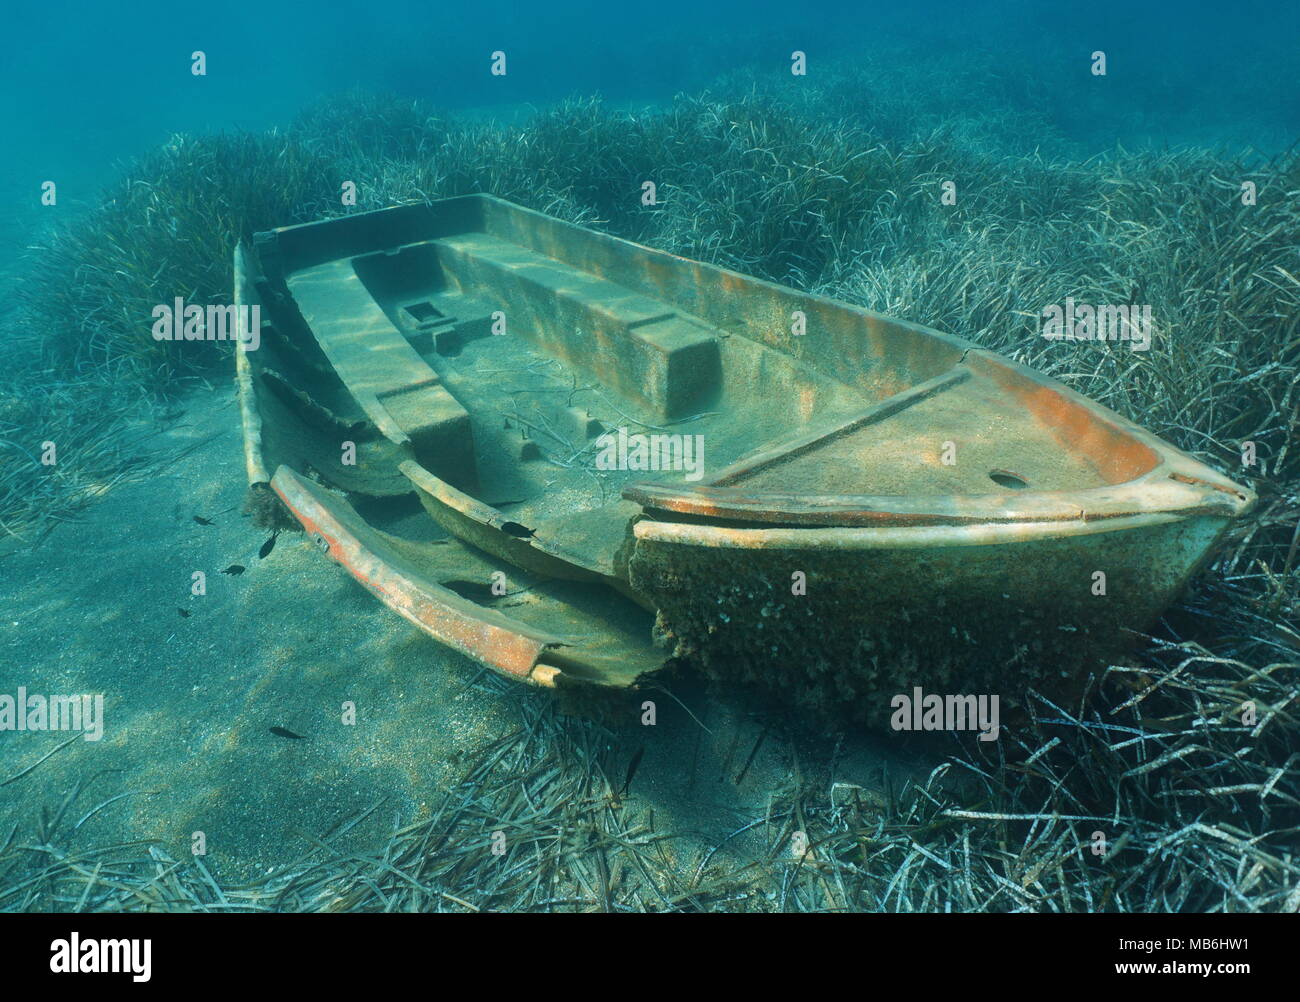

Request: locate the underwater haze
(4, 0), (1298, 224)
(1, 0), (1299, 925)
(3, 0), (1296, 262)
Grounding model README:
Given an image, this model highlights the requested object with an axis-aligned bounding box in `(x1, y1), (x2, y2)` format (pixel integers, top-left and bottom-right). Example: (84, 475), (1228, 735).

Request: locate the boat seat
(288, 259), (478, 491)
(429, 233), (721, 419)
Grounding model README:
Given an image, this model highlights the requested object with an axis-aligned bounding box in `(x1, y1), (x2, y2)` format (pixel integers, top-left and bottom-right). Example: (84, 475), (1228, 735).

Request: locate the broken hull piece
(235, 194), (1254, 712)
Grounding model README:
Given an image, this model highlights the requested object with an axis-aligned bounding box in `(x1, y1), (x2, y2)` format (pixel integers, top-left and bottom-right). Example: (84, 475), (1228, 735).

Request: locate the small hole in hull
(989, 469), (1029, 490)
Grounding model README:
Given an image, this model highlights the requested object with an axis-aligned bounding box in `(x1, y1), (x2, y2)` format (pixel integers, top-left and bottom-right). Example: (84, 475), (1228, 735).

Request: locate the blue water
(2, 0), (1296, 915)
(4, 0), (1296, 231)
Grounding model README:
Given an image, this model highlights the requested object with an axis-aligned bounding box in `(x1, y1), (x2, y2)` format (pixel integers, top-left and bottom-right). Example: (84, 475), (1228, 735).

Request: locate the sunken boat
(235, 194), (1254, 717)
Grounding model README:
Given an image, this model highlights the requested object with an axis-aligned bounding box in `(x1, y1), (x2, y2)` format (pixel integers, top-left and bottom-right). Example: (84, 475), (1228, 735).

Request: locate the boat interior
(249, 198), (1176, 572)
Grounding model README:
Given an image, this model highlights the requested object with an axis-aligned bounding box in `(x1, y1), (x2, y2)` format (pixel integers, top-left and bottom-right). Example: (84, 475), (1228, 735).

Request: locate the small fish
(258, 533), (278, 559)
(177, 608), (191, 618)
(193, 515), (215, 526)
(269, 726), (306, 740)
(620, 745), (645, 797)
(221, 564), (245, 576)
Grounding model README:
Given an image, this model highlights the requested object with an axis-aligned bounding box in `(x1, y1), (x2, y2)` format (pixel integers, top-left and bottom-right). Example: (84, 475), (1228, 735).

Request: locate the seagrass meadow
(1, 50), (1297, 912)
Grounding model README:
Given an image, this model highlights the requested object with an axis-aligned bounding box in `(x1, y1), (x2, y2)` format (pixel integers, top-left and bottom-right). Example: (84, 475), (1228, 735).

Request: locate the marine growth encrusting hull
(234, 194), (1254, 719)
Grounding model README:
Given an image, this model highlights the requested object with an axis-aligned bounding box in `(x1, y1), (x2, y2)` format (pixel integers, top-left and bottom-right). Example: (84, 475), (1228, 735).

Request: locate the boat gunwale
(234, 243), (273, 487)
(629, 507), (1203, 550)
(270, 464), (572, 688)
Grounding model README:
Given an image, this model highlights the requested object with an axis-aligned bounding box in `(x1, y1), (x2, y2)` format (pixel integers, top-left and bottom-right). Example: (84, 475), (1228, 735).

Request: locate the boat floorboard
(727, 367), (1111, 496)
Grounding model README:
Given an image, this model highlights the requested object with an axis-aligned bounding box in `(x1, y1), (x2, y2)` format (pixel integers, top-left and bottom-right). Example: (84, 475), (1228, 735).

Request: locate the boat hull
(232, 194), (1255, 714)
(629, 510), (1235, 720)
